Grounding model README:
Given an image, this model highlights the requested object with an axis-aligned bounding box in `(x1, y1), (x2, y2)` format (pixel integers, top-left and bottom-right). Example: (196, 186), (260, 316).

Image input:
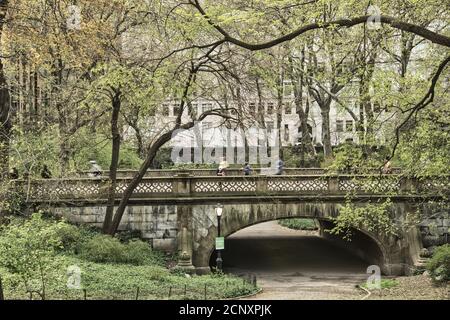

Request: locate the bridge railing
(76, 167), (403, 178)
(14, 174), (449, 203)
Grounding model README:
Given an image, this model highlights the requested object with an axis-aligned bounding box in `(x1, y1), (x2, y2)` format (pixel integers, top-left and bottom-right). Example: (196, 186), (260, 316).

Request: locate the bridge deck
(13, 174), (449, 205)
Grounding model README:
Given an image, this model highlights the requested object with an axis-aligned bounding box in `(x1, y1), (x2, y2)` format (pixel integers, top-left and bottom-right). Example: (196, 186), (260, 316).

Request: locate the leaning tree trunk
(103, 90), (121, 234)
(108, 128), (176, 235)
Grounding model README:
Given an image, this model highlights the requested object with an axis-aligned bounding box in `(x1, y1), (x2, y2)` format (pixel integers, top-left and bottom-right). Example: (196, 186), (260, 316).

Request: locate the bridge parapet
(76, 167), (403, 177)
(14, 174), (449, 203)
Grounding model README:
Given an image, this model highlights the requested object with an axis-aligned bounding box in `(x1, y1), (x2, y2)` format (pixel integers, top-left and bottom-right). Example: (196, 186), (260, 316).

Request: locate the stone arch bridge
(16, 170), (449, 276)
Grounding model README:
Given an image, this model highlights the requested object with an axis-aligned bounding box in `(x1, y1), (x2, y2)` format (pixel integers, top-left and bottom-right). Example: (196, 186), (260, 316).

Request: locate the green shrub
(427, 244), (450, 283)
(115, 229), (142, 243)
(80, 235), (127, 264)
(56, 223), (83, 251)
(279, 218), (318, 230)
(79, 235), (161, 266)
(126, 240), (154, 265)
(0, 213), (66, 298)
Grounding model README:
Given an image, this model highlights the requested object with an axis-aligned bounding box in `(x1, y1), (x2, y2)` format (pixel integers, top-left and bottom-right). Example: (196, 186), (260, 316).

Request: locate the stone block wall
(51, 205), (178, 252)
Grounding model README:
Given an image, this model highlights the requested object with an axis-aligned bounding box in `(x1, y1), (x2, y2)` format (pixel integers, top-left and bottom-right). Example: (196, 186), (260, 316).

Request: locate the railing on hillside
(14, 173), (449, 202)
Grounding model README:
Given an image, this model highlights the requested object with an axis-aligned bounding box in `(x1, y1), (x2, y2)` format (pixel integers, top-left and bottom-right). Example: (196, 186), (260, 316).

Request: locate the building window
(162, 104), (169, 117)
(173, 105), (181, 117)
(284, 103), (292, 115)
(189, 103), (197, 118)
(336, 120), (344, 132)
(267, 102), (274, 115)
(345, 120), (353, 132)
(284, 124), (289, 141)
(283, 80), (293, 97)
(202, 122), (212, 136)
(202, 103), (213, 113)
(266, 121), (274, 133)
(249, 102), (256, 116)
(373, 101), (381, 113)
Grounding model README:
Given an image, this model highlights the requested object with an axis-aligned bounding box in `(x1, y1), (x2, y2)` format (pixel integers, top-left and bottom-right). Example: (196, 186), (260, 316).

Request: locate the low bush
(79, 235), (162, 266)
(56, 223), (83, 252)
(279, 218), (318, 230)
(80, 235), (127, 263)
(427, 244), (450, 283)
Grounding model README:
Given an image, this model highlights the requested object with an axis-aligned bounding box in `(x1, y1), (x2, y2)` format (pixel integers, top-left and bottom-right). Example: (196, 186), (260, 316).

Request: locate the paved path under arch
(221, 221), (369, 300)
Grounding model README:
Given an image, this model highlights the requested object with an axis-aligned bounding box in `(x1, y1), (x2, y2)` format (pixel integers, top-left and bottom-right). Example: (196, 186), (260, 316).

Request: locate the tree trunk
(107, 64), (200, 235)
(290, 56), (316, 163)
(103, 90), (121, 234)
(107, 128), (177, 235)
(276, 72), (284, 160)
(0, 1), (10, 180)
(320, 104), (333, 159)
(57, 114), (71, 175)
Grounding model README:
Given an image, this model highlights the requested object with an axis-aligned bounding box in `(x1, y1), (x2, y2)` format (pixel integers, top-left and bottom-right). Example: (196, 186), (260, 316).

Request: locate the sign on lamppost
(215, 237), (225, 250)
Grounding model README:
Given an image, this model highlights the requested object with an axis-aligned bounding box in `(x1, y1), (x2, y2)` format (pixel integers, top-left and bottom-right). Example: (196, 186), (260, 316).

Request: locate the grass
(361, 278), (399, 290)
(278, 218), (318, 230)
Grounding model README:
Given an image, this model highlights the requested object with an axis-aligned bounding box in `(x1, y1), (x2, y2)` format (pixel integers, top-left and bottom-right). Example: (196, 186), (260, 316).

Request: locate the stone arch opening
(206, 216), (388, 275)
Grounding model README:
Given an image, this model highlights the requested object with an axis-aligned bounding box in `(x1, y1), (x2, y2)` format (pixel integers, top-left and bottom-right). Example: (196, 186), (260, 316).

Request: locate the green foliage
(326, 143), (384, 173)
(427, 244), (450, 283)
(55, 223), (83, 252)
(0, 213), (65, 297)
(10, 125), (60, 178)
(361, 278), (399, 289)
(54, 223), (98, 253)
(72, 131), (142, 171)
(329, 199), (398, 240)
(0, 214), (257, 299)
(0, 181), (25, 215)
(397, 108), (450, 178)
(115, 229), (143, 243)
(79, 235), (162, 266)
(279, 218), (318, 230)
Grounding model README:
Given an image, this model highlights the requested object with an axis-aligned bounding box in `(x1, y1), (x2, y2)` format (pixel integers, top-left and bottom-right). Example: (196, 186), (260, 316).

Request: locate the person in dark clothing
(242, 162), (252, 176)
(41, 165), (52, 179)
(275, 159), (284, 175)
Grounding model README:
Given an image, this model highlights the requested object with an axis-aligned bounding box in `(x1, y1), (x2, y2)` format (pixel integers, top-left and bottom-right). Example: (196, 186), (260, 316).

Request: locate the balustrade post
(174, 172), (192, 196)
(256, 175), (268, 194)
(328, 176), (339, 193)
(401, 176), (418, 193)
(98, 178), (110, 199)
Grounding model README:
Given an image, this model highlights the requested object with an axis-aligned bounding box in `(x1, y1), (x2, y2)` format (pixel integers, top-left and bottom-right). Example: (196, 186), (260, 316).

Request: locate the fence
(0, 274), (258, 300)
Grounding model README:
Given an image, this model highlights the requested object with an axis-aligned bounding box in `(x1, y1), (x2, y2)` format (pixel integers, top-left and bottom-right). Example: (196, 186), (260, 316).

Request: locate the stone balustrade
(14, 173), (449, 203)
(76, 167), (402, 178)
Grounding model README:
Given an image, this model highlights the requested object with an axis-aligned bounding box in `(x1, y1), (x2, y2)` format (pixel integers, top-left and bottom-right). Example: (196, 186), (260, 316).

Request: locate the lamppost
(215, 203), (223, 272)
